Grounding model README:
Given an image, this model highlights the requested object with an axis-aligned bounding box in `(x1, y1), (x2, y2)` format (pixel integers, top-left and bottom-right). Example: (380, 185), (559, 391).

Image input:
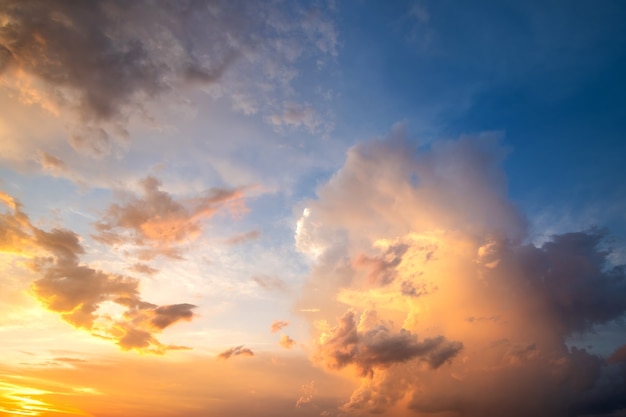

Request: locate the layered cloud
(296, 127), (626, 416)
(0, 0), (339, 159)
(0, 191), (196, 354)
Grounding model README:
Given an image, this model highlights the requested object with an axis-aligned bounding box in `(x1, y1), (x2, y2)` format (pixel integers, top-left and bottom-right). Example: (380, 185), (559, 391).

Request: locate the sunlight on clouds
(296, 128), (626, 415)
(0, 378), (94, 416)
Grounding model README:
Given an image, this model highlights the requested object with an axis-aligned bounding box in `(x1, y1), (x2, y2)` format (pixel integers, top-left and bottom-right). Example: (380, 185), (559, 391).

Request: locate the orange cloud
(93, 176), (246, 260)
(0, 190), (197, 354)
(279, 335), (296, 349)
(296, 129), (626, 415)
(271, 320), (289, 333)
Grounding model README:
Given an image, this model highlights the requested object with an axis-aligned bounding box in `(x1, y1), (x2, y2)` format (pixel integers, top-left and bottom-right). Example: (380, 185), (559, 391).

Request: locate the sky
(1, 1), (626, 416)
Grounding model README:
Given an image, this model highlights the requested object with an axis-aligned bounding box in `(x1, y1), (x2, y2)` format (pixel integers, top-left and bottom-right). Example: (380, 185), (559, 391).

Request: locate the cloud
(315, 309), (462, 378)
(39, 152), (67, 173)
(223, 230), (260, 246)
(254, 275), (289, 293)
(271, 320), (289, 333)
(0, 190), (196, 354)
(217, 345), (254, 360)
(280, 335), (296, 350)
(295, 381), (315, 408)
(93, 176), (245, 259)
(128, 263), (159, 276)
(270, 102), (321, 133)
(296, 127), (626, 415)
(0, 0), (340, 159)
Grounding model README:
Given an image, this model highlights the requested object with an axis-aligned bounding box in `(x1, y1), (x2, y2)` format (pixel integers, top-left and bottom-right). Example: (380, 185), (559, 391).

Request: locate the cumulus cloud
(271, 320), (289, 333)
(280, 335), (297, 349)
(217, 345), (254, 360)
(0, 191), (196, 354)
(296, 127), (626, 415)
(93, 176), (245, 259)
(315, 310), (462, 378)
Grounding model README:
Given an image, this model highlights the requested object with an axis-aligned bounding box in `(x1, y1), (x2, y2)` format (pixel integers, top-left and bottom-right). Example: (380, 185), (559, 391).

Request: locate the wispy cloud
(270, 320), (289, 333)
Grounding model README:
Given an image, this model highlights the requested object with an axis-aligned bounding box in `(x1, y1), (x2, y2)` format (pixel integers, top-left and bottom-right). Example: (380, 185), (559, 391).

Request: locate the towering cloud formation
(296, 126), (626, 416)
(0, 192), (196, 354)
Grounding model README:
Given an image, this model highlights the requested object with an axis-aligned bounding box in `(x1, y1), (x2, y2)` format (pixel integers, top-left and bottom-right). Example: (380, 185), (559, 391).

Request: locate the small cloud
(295, 380), (316, 408)
(217, 345), (254, 360)
(280, 335), (296, 349)
(253, 275), (289, 292)
(271, 320), (289, 333)
(270, 102), (321, 132)
(316, 309), (462, 377)
(224, 230), (260, 246)
(39, 152), (67, 173)
(128, 262), (159, 276)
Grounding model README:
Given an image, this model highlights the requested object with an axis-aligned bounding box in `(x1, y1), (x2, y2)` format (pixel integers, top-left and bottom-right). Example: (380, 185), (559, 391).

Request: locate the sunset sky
(1, 1), (626, 416)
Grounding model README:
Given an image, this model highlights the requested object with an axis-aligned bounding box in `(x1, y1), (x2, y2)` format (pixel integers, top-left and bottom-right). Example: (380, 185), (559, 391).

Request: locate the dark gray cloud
(217, 345), (254, 360)
(316, 310), (462, 378)
(0, 0), (244, 155)
(515, 231), (626, 336)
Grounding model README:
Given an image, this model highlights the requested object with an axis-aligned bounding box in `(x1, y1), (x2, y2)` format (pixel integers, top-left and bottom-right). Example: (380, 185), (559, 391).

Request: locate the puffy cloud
(315, 310), (462, 378)
(0, 191), (196, 354)
(296, 127), (626, 415)
(217, 345), (254, 360)
(280, 335), (296, 349)
(271, 320), (289, 333)
(93, 176), (245, 259)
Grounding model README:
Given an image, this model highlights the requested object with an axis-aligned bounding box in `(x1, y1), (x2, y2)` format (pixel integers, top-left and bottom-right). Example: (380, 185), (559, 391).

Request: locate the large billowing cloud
(296, 126), (626, 416)
(0, 0), (338, 158)
(0, 191), (196, 354)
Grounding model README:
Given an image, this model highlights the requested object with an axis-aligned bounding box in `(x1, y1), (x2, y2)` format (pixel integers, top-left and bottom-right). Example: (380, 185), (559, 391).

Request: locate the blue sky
(1, 1), (625, 416)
